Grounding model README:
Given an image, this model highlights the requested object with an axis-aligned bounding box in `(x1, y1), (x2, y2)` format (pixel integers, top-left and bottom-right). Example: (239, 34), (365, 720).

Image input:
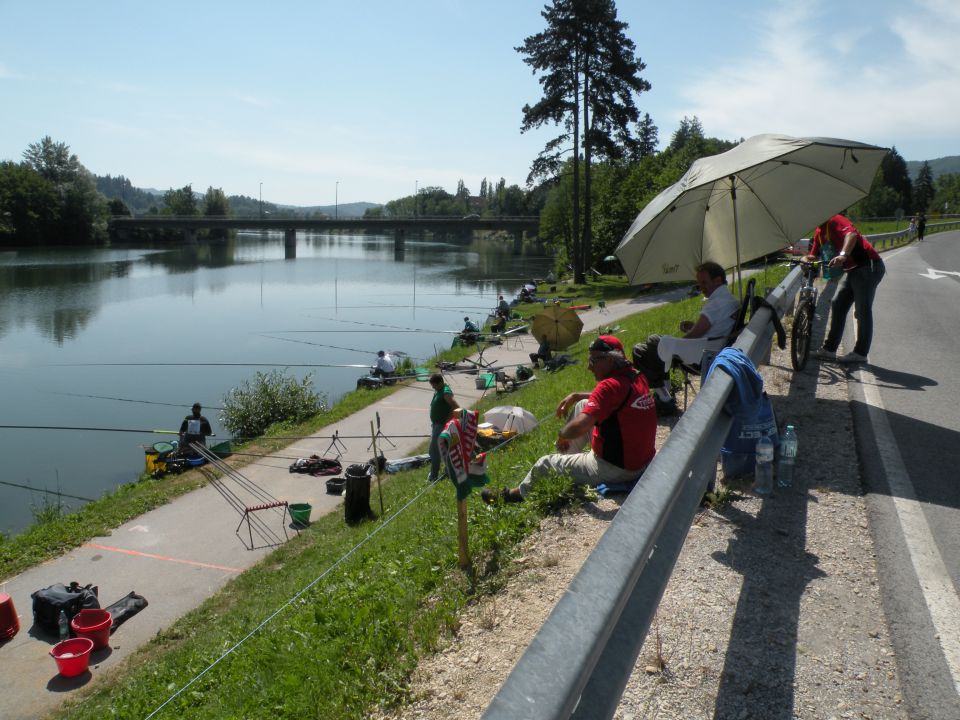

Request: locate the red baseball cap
(588, 335), (623, 354)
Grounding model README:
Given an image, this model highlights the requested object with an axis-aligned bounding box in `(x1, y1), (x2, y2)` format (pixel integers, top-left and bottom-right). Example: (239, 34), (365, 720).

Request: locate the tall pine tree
(517, 0), (650, 282)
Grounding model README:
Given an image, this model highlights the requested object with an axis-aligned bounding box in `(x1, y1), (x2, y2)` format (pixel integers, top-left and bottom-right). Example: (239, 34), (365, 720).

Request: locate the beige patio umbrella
(614, 134), (888, 290)
(531, 305), (584, 350)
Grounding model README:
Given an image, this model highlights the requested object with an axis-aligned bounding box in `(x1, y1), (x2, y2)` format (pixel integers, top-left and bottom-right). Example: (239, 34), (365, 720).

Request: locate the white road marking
(861, 375), (960, 697)
(919, 268), (960, 280)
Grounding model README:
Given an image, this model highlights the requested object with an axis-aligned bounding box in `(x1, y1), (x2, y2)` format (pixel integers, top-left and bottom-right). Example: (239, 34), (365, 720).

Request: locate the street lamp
(335, 181), (339, 219)
(259, 182), (263, 220)
(415, 179), (418, 218)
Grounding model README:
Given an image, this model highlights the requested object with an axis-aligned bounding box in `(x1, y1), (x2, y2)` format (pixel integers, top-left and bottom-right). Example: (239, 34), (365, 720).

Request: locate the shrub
(220, 370), (326, 439)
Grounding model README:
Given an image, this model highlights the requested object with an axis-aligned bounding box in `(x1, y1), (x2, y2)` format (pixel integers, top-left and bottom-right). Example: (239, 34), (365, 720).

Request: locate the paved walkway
(0, 287), (688, 720)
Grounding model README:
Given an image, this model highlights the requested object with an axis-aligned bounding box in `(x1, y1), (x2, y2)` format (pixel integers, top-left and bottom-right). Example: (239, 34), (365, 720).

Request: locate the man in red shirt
(805, 214), (885, 363)
(483, 335), (657, 502)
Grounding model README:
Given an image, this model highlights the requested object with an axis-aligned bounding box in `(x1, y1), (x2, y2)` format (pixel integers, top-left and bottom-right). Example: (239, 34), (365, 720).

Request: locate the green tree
(913, 161), (935, 212)
(517, 0), (650, 283)
(162, 184), (198, 216)
(0, 161), (60, 245)
(878, 146), (912, 214)
(22, 136), (80, 187)
(634, 112), (658, 159)
(202, 186), (231, 240)
(931, 173), (960, 216)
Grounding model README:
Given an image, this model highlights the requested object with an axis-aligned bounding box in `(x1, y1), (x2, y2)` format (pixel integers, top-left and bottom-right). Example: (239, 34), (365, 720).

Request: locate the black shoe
(481, 487), (524, 504)
(655, 397), (679, 416)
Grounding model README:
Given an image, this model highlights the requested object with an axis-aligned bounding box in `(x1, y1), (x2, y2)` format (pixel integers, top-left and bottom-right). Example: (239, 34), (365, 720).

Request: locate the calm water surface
(0, 232), (552, 537)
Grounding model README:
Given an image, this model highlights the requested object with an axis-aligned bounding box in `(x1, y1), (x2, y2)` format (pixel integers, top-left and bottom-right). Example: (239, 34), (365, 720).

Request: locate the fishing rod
(0, 424), (185, 434)
(45, 362), (373, 369)
(45, 390), (224, 411)
(307, 315), (466, 335)
(0, 478), (95, 502)
(257, 335), (421, 363)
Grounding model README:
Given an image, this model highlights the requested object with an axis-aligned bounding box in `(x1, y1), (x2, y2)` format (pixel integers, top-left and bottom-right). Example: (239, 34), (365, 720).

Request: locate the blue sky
(2, 0), (957, 206)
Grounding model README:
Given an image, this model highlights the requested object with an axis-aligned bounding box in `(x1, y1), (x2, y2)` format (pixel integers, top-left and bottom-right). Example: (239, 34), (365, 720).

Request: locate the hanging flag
(438, 409), (490, 501)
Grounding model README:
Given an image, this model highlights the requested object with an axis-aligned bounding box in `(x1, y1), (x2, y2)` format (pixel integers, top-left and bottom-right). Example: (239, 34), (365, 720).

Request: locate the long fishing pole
(45, 390), (224, 411)
(0, 478), (95, 502)
(0, 425), (183, 434)
(256, 334), (416, 357)
(307, 315), (465, 334)
(45, 362), (373, 368)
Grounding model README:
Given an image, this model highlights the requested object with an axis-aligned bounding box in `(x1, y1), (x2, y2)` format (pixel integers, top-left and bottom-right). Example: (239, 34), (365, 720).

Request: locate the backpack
(31, 581), (100, 633)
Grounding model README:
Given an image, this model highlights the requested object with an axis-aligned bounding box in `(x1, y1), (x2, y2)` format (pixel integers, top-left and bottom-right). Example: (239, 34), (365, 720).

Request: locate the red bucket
(70, 608), (112, 650)
(0, 592), (20, 641)
(50, 637), (94, 677)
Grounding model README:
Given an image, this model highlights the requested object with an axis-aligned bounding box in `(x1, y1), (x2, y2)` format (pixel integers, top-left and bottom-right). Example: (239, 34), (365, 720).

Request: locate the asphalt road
(847, 231), (960, 719)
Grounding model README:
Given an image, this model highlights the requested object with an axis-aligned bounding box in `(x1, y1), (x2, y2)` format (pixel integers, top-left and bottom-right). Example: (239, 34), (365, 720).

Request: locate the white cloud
(675, 0), (960, 157)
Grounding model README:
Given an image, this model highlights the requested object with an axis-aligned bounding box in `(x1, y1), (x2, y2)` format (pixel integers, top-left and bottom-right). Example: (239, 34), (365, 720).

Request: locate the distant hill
(906, 155), (960, 180)
(276, 202), (380, 218)
(94, 175), (382, 217)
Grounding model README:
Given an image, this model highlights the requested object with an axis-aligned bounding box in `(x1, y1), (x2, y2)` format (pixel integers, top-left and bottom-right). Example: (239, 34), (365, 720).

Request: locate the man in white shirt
(632, 261), (740, 414)
(372, 350), (396, 380)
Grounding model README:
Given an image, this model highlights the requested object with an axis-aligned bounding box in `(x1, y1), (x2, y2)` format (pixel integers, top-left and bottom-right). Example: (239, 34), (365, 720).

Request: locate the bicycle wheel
(790, 302), (813, 370)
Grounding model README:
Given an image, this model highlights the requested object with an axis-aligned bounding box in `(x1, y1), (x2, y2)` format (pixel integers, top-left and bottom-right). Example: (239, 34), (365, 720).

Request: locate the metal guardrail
(482, 268), (803, 720)
(867, 219), (960, 249)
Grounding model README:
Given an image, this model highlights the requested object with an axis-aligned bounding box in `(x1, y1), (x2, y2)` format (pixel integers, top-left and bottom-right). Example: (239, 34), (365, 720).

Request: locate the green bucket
(289, 503), (312, 527)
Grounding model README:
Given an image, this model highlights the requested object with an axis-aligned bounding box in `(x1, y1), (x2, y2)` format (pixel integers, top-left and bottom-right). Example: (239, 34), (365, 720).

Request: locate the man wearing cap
(179, 403), (212, 456)
(483, 335), (657, 503)
(632, 261), (740, 414)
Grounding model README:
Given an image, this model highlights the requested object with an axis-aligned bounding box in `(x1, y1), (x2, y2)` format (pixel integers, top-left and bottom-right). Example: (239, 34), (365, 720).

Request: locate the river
(0, 231), (553, 537)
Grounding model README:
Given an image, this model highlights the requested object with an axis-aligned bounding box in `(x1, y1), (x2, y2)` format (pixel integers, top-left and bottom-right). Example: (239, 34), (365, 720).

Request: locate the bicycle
(789, 260), (821, 370)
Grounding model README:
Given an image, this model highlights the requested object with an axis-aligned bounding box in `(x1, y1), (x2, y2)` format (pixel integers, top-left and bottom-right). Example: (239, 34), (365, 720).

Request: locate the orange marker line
(85, 543), (242, 573)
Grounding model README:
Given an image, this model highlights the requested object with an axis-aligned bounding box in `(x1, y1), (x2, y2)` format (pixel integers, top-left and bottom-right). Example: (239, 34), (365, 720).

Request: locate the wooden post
(369, 421), (384, 517)
(457, 499), (471, 570)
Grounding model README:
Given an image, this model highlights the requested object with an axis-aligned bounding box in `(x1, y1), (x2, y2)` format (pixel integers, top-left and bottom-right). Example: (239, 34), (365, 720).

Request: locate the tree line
(515, 0), (959, 283)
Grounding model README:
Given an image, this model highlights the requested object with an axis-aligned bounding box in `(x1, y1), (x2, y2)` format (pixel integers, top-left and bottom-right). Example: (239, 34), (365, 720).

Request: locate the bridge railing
(481, 268), (801, 720)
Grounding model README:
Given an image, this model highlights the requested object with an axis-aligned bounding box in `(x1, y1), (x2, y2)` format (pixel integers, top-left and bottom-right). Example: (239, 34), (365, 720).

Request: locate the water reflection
(0, 232), (552, 536)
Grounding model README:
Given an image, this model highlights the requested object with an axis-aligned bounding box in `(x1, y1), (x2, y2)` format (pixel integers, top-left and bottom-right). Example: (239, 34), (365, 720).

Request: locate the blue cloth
(705, 347), (764, 421)
(596, 477), (640, 497)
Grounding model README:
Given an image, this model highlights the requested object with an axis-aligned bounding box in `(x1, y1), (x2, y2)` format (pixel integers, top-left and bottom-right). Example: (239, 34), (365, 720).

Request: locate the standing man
(807, 214), (885, 364)
(427, 373), (460, 482)
(916, 211), (926, 242)
(483, 336), (657, 502)
(179, 403), (212, 456)
(632, 261), (740, 414)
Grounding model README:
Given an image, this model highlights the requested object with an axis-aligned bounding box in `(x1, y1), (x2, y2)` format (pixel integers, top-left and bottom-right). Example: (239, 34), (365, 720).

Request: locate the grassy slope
(48, 263), (788, 719)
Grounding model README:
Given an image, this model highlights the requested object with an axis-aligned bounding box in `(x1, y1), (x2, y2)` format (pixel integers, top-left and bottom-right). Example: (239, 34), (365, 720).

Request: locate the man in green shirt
(428, 373), (460, 482)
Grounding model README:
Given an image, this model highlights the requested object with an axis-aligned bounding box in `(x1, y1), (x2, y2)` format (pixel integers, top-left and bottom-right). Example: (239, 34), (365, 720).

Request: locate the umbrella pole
(730, 176), (743, 300)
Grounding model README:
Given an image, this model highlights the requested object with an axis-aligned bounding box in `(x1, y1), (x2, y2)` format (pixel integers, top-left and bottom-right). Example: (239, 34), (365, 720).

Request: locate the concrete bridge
(108, 215), (540, 254)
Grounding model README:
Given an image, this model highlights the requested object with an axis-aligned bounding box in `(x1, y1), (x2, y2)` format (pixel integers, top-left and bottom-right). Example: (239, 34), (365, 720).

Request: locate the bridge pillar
(184, 228), (197, 245)
(285, 229), (297, 259)
(395, 228), (406, 252)
(513, 230), (523, 255)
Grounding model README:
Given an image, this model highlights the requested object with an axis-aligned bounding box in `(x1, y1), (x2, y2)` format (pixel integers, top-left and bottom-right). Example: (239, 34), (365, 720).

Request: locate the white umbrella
(615, 134), (888, 289)
(484, 406), (539, 435)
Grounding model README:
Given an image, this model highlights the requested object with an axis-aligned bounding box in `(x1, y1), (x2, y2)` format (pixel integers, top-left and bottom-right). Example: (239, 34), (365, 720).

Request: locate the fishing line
(256, 334), (385, 355)
(0, 479), (96, 502)
(45, 390), (224, 411)
(44, 362), (373, 369)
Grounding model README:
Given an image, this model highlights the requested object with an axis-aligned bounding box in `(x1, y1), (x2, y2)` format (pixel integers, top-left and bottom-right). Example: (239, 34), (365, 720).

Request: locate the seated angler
(371, 350), (396, 380)
(179, 402), (213, 457)
(528, 334), (552, 368)
(483, 336), (657, 503)
(632, 261), (740, 414)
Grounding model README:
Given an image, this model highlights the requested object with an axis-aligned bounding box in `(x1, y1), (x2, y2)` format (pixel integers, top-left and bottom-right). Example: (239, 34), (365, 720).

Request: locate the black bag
(31, 581), (100, 633)
(103, 591), (148, 631)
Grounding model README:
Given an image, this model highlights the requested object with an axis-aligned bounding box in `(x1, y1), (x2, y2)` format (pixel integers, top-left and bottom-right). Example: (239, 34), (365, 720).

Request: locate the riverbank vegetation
(49, 265), (786, 719)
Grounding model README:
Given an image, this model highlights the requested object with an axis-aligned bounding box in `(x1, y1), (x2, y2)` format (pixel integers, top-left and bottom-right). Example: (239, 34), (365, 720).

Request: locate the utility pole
(335, 181), (339, 219)
(415, 179), (418, 218)
(259, 182), (263, 220)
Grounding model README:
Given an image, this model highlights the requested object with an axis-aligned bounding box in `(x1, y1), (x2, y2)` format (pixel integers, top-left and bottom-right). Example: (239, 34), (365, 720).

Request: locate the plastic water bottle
(58, 609), (69, 641)
(778, 425), (798, 488)
(754, 433), (774, 495)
